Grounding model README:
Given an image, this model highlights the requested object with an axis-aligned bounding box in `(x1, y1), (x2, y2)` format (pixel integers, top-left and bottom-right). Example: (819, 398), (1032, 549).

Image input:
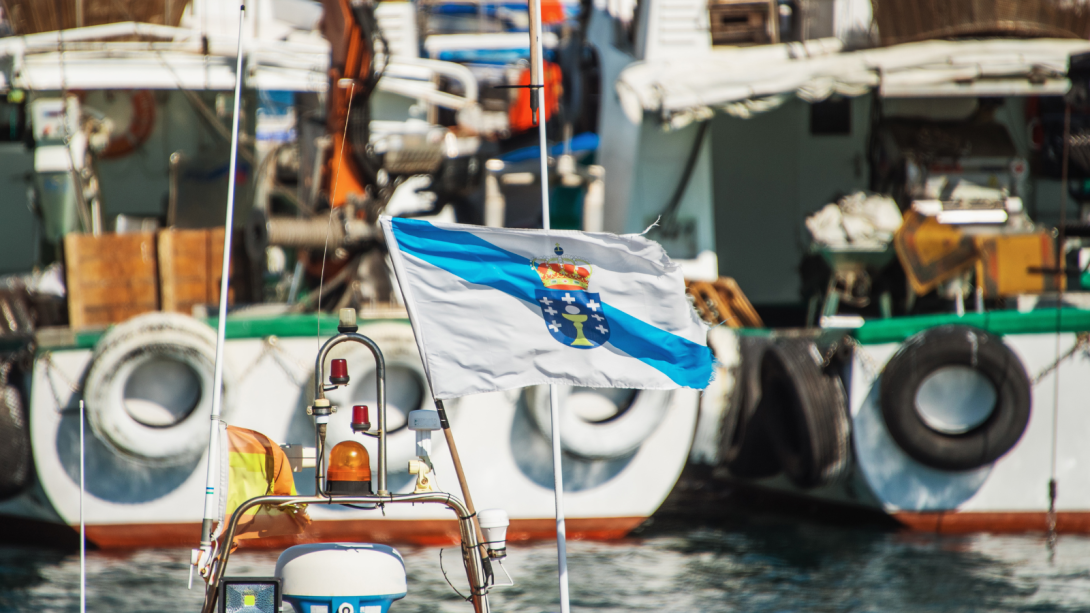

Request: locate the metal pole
(79, 399), (86, 613)
(528, 0), (571, 610)
(198, 2), (246, 552)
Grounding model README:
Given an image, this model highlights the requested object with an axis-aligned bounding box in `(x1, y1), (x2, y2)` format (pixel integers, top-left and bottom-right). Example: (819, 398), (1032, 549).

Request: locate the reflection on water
(3, 521), (1090, 612)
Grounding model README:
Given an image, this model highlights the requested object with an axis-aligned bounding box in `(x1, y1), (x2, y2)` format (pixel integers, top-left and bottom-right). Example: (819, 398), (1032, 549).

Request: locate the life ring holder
(527, 384), (672, 460)
(879, 325), (1031, 471)
(98, 90), (156, 159)
(83, 312), (232, 466)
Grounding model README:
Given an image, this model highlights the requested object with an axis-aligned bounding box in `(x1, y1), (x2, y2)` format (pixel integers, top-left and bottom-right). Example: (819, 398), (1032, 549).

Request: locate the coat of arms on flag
(532, 244), (609, 349)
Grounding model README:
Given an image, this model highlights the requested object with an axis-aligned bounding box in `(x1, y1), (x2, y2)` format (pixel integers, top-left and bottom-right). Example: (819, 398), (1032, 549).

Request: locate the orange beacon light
(325, 440), (372, 495)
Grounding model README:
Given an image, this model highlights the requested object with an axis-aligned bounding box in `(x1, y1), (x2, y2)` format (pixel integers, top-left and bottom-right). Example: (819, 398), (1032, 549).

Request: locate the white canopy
(615, 37), (1090, 129)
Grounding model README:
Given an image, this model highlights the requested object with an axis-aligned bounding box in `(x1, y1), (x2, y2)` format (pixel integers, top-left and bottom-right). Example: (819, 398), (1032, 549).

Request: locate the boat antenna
(194, 2), (247, 582)
(79, 399), (86, 613)
(527, 0), (571, 609)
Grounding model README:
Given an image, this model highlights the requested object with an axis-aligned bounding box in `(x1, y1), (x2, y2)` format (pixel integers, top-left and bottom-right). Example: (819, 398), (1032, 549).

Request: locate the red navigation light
(351, 405), (370, 432)
(329, 358), (349, 385)
(325, 440), (372, 495)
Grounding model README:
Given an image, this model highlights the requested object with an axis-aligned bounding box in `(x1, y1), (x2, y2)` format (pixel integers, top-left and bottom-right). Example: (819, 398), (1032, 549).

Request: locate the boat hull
(686, 315), (1090, 533)
(15, 316), (699, 549)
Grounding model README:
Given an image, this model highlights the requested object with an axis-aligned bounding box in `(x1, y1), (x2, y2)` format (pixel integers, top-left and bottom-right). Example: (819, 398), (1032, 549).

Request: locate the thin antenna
(79, 399), (86, 613)
(196, 1), (246, 569)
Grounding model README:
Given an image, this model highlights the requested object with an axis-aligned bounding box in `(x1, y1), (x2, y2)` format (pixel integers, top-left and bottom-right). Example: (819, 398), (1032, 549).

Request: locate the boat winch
(274, 543), (408, 613)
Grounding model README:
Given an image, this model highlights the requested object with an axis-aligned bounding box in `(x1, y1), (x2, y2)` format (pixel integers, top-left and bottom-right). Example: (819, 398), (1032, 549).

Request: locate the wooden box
(158, 227), (233, 315)
(975, 232), (1064, 298)
(709, 0), (778, 46)
(64, 232), (159, 330)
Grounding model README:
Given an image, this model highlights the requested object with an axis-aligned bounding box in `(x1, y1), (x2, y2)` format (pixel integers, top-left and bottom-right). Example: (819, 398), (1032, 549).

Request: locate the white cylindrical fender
(528, 385), (672, 460)
(323, 322), (433, 475)
(83, 312), (231, 465)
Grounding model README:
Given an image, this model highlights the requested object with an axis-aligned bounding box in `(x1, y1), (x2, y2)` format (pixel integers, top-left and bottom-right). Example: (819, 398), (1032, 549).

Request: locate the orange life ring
(99, 90), (156, 159)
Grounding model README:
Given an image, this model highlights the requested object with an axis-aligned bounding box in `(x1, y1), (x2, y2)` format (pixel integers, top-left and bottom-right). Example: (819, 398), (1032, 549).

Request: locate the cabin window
(810, 97), (851, 136)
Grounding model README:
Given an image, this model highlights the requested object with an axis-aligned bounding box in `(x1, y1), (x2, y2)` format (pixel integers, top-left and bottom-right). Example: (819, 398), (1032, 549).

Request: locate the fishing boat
(566, 0), (1090, 532)
(0, 0), (701, 550)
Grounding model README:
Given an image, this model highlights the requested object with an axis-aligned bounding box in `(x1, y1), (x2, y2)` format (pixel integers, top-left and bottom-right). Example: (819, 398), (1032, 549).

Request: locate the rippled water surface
(3, 521), (1090, 612)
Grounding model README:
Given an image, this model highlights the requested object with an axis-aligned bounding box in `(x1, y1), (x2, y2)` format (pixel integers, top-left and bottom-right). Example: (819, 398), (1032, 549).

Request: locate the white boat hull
(14, 317), (699, 548)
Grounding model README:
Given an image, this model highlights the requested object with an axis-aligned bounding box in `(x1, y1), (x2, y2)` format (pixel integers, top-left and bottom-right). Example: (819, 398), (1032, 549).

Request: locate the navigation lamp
(219, 577), (280, 613)
(477, 508), (510, 559)
(325, 440), (372, 495)
(351, 405), (371, 432)
(329, 358), (349, 385)
(338, 307), (358, 333)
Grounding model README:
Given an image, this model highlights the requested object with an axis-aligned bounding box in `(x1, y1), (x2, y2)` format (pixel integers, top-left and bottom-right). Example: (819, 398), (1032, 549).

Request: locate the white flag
(381, 216), (713, 400)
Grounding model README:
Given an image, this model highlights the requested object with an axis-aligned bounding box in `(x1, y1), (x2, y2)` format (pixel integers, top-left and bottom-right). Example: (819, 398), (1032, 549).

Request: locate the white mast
(528, 0), (572, 611)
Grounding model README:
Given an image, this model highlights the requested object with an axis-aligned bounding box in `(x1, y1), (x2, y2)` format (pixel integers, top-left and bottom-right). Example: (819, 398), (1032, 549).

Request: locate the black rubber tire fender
(879, 325), (1031, 471)
(0, 383), (31, 501)
(720, 336), (781, 479)
(760, 338), (851, 489)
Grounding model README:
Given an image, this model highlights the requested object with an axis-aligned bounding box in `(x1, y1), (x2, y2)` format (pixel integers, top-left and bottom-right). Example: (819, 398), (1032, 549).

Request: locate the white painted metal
(914, 367), (997, 435)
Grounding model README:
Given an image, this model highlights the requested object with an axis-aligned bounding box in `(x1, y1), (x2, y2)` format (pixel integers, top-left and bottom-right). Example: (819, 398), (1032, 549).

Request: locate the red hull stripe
(895, 511), (1090, 534)
(75, 517), (647, 549)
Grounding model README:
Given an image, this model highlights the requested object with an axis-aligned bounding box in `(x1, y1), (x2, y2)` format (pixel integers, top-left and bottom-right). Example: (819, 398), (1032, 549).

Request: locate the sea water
(2, 520), (1090, 612)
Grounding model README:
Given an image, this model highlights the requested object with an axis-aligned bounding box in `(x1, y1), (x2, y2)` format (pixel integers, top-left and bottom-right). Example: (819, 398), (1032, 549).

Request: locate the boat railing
(201, 492), (490, 613)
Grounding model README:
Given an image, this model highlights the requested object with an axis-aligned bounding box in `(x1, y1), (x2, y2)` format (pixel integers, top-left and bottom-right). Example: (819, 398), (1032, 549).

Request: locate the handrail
(200, 492), (490, 613)
(313, 331), (388, 495)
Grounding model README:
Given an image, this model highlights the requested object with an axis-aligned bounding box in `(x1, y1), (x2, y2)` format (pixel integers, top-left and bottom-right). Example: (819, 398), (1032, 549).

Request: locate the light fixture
(219, 577), (281, 613)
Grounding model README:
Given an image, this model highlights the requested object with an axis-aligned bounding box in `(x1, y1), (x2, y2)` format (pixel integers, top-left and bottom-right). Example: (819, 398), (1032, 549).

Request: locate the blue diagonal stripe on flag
(389, 217), (713, 388)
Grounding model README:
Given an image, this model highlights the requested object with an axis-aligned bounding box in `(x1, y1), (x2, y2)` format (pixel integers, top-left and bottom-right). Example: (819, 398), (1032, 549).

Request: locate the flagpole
(528, 0), (571, 611)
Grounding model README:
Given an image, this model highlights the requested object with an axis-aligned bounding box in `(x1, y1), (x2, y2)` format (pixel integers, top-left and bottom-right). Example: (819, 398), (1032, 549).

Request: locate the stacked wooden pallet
(64, 228), (233, 330)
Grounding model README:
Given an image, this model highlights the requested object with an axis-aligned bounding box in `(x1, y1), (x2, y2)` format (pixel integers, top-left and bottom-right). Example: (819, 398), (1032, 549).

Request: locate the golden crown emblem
(532, 244), (592, 290)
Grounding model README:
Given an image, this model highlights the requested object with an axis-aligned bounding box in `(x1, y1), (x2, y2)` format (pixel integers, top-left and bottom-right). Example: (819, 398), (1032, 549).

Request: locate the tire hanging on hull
(0, 365), (30, 501)
(760, 338), (851, 489)
(879, 325), (1031, 471)
(719, 336), (781, 479)
(83, 312), (231, 466)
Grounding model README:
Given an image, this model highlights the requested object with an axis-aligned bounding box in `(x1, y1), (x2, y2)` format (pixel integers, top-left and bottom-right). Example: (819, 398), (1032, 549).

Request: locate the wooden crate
(709, 0), (778, 46)
(64, 232), (159, 330)
(158, 227), (233, 315)
(975, 232), (1064, 298)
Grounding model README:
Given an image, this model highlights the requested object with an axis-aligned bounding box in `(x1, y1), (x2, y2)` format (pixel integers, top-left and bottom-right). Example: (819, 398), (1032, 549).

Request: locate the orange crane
(320, 0), (386, 208)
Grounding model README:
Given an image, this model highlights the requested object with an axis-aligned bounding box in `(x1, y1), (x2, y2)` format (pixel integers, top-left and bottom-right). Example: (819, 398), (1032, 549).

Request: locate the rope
(316, 82), (357, 346)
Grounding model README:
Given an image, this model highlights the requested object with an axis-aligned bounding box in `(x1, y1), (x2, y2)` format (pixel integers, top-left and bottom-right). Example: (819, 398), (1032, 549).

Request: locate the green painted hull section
(852, 309), (1090, 345)
(37, 313), (412, 352)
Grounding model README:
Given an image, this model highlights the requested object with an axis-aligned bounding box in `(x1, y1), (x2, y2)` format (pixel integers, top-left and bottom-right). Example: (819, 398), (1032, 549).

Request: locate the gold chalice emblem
(562, 312), (593, 346)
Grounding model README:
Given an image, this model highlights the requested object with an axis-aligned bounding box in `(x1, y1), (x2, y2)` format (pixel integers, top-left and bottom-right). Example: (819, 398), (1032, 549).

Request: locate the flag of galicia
(381, 216), (714, 400)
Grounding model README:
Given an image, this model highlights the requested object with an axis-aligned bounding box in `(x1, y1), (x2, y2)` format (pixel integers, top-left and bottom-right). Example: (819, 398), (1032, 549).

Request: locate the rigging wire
(1048, 101), (1072, 550)
(316, 81), (358, 347)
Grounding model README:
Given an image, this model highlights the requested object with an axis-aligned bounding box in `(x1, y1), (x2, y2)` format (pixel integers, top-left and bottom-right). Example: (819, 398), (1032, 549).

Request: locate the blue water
(2, 521), (1090, 612)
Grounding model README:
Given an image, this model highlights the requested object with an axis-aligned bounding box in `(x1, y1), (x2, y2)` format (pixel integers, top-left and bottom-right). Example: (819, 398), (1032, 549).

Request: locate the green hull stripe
(852, 309), (1090, 345)
(39, 314), (411, 351)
